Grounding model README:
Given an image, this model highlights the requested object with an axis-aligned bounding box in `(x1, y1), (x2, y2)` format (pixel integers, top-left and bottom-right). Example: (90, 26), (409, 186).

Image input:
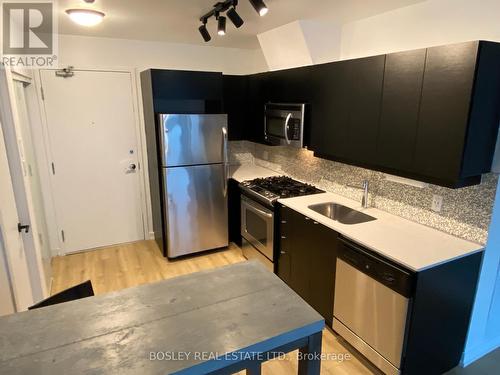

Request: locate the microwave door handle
(284, 113), (292, 145)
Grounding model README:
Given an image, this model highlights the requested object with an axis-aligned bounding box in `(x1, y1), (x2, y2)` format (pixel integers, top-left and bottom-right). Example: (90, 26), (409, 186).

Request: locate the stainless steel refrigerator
(158, 114), (229, 258)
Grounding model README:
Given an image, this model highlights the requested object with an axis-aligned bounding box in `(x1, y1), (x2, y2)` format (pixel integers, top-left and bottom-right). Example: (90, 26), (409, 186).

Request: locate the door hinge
(51, 162), (55, 175)
(40, 86), (44, 100)
(61, 230), (65, 242)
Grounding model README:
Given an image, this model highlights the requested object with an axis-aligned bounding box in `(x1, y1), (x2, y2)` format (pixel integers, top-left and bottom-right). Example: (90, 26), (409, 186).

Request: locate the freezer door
(159, 114), (228, 167)
(164, 164), (228, 258)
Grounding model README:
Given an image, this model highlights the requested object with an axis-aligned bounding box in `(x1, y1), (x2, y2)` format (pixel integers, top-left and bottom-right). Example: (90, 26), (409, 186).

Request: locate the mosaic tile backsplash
(229, 141), (499, 245)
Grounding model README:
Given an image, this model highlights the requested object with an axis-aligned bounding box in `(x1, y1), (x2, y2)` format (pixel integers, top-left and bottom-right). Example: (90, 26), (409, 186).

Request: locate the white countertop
(279, 192), (483, 272)
(230, 164), (280, 182)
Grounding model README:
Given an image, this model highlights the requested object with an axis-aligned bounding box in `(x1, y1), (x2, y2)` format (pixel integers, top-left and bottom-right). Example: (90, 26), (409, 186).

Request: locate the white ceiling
(58, 0), (425, 49)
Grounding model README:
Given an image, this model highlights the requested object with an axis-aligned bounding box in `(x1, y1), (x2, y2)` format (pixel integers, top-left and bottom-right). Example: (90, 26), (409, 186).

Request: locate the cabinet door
(413, 42), (479, 183)
(290, 215), (313, 300)
(309, 56), (385, 164)
(227, 179), (241, 246)
(223, 75), (248, 141)
(150, 69), (223, 113)
(308, 220), (337, 325)
(263, 66), (312, 104)
(246, 73), (266, 143)
(277, 205), (294, 285)
(309, 60), (351, 157)
(377, 49), (426, 172)
(347, 55), (385, 164)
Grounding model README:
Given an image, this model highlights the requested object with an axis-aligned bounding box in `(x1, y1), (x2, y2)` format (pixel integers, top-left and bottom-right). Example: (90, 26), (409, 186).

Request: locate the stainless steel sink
(308, 202), (377, 225)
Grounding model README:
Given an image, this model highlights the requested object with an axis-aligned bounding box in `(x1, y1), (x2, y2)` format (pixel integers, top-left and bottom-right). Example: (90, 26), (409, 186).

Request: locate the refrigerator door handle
(222, 126), (228, 197)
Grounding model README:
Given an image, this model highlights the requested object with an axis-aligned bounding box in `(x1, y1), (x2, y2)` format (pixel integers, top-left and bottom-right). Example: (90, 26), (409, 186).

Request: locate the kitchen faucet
(347, 180), (370, 208)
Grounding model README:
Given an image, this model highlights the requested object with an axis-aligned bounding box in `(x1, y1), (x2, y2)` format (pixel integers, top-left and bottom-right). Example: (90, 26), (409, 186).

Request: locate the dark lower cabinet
(227, 179), (242, 246)
(277, 204), (483, 375)
(277, 205), (337, 325)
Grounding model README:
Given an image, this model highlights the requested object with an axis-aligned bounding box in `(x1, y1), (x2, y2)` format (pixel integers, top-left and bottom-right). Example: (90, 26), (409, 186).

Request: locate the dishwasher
(333, 237), (414, 375)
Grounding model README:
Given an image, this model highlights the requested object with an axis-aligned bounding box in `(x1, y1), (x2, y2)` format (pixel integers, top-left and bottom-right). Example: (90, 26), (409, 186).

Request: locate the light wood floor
(51, 240), (377, 375)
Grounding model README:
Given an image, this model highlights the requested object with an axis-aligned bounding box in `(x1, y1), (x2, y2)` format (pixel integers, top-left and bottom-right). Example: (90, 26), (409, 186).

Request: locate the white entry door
(40, 69), (144, 254)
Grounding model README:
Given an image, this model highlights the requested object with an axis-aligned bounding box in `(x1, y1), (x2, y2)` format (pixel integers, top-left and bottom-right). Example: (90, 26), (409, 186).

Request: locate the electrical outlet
(262, 150), (269, 160)
(431, 194), (443, 212)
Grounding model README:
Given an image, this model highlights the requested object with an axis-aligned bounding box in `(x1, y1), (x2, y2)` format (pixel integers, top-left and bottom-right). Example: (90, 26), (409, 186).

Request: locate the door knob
(126, 163), (137, 173)
(18, 223), (30, 233)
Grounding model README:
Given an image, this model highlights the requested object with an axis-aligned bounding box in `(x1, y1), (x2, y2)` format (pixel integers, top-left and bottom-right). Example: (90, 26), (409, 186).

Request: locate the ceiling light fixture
(66, 9), (105, 26)
(249, 0), (268, 16)
(198, 0), (267, 42)
(217, 15), (226, 36)
(199, 18), (211, 42)
(227, 4), (244, 28)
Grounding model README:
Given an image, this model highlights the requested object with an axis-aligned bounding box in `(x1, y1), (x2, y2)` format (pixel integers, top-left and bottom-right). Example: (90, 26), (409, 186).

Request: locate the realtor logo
(1, 1), (57, 67)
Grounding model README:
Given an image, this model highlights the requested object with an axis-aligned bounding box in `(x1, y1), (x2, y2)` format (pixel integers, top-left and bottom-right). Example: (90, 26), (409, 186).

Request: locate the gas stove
(240, 176), (324, 206)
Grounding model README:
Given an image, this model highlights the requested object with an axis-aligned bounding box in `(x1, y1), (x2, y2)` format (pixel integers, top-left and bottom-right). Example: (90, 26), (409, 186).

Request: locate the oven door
(240, 196), (274, 261)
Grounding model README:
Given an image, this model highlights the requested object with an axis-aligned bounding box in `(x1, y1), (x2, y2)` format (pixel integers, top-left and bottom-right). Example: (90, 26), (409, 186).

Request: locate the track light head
(249, 0), (268, 16)
(217, 15), (226, 36)
(199, 19), (211, 42)
(227, 6), (244, 28)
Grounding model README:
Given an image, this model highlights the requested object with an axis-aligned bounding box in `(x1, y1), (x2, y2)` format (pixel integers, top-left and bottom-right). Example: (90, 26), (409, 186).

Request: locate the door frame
(0, 65), (48, 304)
(33, 66), (149, 255)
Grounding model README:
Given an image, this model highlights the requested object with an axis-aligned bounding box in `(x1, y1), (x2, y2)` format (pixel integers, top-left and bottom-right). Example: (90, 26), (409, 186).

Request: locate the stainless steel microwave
(264, 103), (306, 148)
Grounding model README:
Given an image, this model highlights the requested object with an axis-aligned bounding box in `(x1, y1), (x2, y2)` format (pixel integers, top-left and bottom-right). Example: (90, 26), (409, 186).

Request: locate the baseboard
(461, 335), (500, 366)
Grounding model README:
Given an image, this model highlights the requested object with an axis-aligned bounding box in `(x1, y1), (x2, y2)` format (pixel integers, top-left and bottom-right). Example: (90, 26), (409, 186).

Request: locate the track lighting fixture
(198, 0), (266, 42)
(227, 6), (244, 28)
(198, 18), (211, 42)
(217, 15), (226, 36)
(249, 0), (268, 16)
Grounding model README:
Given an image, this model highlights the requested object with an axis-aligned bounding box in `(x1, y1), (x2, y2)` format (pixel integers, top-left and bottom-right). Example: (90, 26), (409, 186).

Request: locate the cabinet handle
(280, 251), (286, 255)
(281, 235), (286, 239)
(313, 221), (319, 225)
(305, 217), (310, 221)
(281, 220), (287, 224)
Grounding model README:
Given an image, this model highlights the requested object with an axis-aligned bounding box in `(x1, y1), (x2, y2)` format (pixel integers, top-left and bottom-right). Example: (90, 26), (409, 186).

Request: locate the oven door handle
(242, 199), (273, 218)
(284, 113), (292, 145)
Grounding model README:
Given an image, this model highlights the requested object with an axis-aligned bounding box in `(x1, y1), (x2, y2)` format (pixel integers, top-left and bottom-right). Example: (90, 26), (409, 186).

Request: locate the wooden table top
(0, 260), (324, 374)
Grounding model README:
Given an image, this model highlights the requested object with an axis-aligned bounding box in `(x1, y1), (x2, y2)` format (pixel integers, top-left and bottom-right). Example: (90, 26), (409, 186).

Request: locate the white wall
(257, 21), (313, 71)
(57, 34), (268, 74)
(256, 20), (342, 70)
(340, 0), (500, 59)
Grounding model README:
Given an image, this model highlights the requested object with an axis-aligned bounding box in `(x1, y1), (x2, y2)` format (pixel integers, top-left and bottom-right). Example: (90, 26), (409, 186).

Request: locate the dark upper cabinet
(310, 55), (385, 164)
(246, 73), (266, 143)
(309, 41), (500, 188)
(413, 41), (500, 187)
(277, 205), (337, 325)
(309, 60), (351, 157)
(377, 49), (426, 172)
(146, 69), (223, 114)
(222, 75), (248, 141)
(262, 66), (313, 103)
